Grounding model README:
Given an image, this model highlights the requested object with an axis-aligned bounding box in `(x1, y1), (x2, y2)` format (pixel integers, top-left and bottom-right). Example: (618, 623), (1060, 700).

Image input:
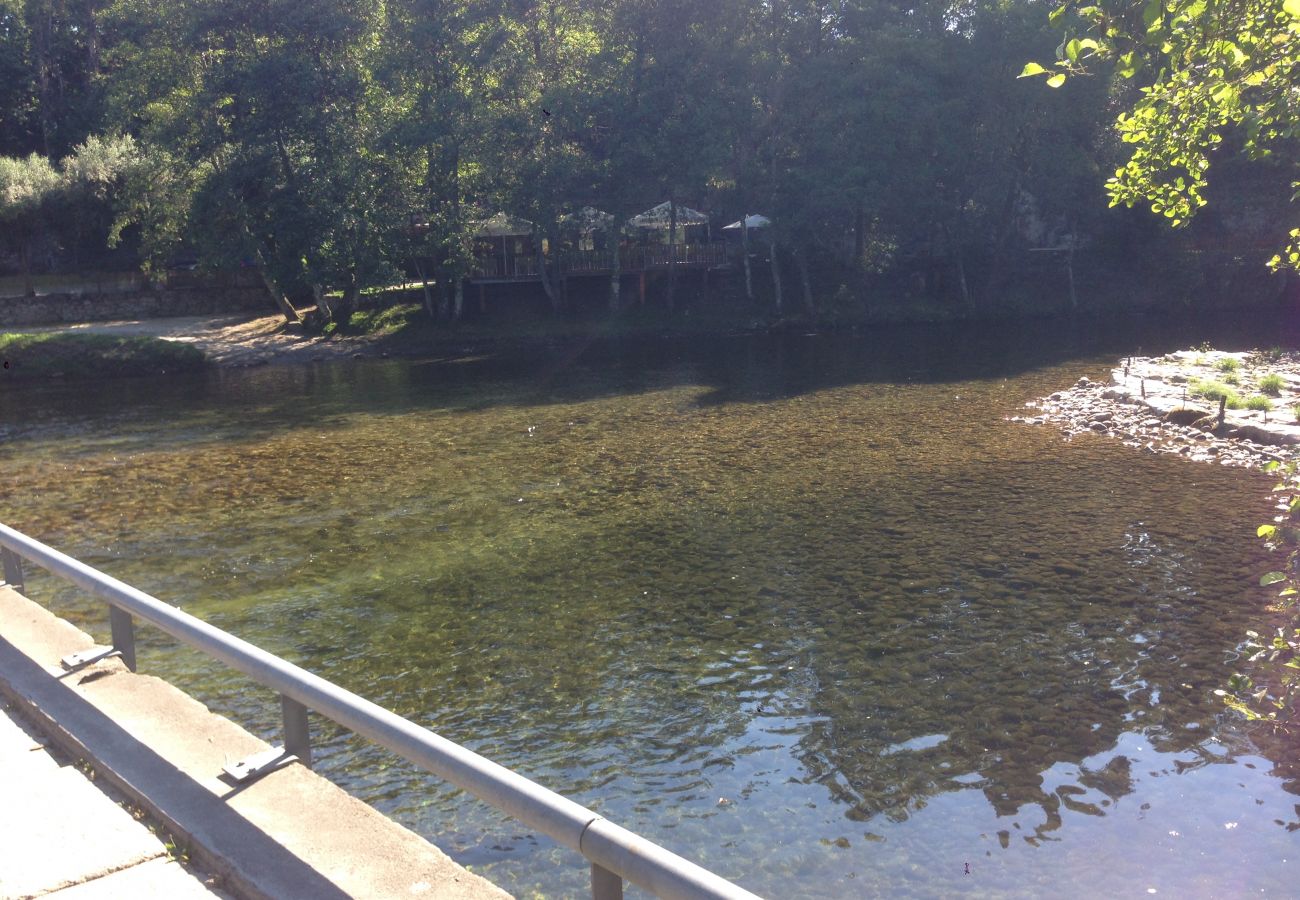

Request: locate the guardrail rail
(0, 523), (763, 900)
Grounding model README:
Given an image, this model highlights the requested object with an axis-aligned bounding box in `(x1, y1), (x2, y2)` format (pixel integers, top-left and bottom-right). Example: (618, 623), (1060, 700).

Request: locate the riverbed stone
(1019, 349), (1300, 471)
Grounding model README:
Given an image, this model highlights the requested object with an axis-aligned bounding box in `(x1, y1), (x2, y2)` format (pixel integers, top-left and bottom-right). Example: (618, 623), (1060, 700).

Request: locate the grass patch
(1215, 356), (1241, 373)
(1222, 372), (1239, 385)
(1189, 378), (1246, 409)
(1245, 395), (1273, 412)
(0, 332), (206, 380)
(1259, 373), (1285, 395)
(345, 303), (425, 336)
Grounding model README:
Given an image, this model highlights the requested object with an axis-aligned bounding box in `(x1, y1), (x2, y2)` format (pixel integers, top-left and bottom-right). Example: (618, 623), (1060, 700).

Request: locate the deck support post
(1, 547), (24, 593)
(282, 695), (313, 769)
(591, 864), (623, 900)
(109, 605), (137, 672)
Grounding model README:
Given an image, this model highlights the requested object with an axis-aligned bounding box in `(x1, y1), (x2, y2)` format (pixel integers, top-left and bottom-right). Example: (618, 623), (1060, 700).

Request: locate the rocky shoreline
(1013, 349), (1300, 470)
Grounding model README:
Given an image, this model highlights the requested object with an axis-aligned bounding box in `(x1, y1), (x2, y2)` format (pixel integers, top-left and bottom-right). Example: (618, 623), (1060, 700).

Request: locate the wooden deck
(468, 242), (730, 283)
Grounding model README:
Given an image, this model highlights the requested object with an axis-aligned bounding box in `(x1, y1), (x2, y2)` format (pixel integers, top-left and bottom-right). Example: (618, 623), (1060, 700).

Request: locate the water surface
(2, 316), (1297, 897)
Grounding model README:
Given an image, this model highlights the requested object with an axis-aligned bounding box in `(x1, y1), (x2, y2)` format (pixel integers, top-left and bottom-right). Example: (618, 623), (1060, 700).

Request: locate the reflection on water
(1, 315), (1297, 897)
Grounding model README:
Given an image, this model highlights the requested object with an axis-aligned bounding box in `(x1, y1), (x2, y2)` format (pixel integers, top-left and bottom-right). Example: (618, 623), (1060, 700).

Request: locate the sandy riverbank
(21, 312), (382, 367)
(1014, 348), (1300, 469)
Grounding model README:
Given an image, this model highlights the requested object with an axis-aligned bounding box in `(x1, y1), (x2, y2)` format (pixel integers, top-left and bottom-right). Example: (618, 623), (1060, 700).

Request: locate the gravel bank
(1013, 349), (1300, 470)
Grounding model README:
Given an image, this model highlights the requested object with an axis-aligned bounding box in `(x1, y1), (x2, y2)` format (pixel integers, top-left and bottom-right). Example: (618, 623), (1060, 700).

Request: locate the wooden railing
(469, 243), (731, 280)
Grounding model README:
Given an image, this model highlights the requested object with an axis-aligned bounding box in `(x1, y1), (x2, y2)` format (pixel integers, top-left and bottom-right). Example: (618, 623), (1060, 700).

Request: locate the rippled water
(2, 316), (1298, 897)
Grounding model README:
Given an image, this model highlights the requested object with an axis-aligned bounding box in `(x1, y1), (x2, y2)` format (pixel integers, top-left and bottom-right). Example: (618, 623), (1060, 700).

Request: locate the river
(2, 312), (1298, 896)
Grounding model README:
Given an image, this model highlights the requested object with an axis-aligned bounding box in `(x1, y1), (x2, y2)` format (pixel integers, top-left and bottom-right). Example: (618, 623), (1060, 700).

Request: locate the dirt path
(25, 312), (377, 366)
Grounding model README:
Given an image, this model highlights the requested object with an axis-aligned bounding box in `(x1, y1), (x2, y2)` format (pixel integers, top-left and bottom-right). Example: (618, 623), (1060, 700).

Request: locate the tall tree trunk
(769, 239), (784, 314)
(609, 228), (621, 311)
(30, 0), (52, 155)
(742, 215), (753, 302)
(854, 200), (865, 266)
(311, 284), (334, 322)
(335, 270), (359, 321)
(668, 200), (679, 308)
(1065, 240), (1078, 311)
(796, 246), (815, 316)
(20, 239), (34, 297)
(955, 249), (971, 307)
(258, 268), (301, 323)
(535, 223), (561, 312)
(414, 258), (436, 319)
(241, 223), (301, 323)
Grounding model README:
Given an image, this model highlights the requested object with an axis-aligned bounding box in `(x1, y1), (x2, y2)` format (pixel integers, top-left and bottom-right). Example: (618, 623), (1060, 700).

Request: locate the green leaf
(1285, 0), (1300, 19)
(1049, 3), (1069, 24)
(1261, 571), (1288, 586)
(1117, 51), (1141, 78)
(1046, 73), (1068, 88)
(1143, 0), (1163, 29)
(1019, 62), (1048, 78)
(1066, 39), (1083, 62)
(1259, 524), (1278, 538)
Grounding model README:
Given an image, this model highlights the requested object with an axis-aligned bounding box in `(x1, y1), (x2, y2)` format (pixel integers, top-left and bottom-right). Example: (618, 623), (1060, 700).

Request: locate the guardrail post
(591, 864), (623, 900)
(281, 695), (312, 769)
(109, 605), (137, 672)
(1, 547), (24, 593)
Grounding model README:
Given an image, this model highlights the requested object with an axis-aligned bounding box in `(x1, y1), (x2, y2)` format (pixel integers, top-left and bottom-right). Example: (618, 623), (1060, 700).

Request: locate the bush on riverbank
(0, 333), (206, 379)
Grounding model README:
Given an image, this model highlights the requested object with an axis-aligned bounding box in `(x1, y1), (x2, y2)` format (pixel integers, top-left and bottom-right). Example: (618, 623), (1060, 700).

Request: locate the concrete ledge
(0, 585), (509, 900)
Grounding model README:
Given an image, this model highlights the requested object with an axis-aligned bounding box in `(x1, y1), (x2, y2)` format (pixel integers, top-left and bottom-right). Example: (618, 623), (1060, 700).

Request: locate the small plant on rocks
(1246, 395), (1273, 412)
(1259, 373), (1285, 396)
(1191, 379), (1245, 409)
(1217, 357), (1241, 374)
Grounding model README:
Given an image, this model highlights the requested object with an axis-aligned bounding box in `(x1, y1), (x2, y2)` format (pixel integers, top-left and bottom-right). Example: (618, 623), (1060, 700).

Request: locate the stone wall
(0, 272), (273, 327)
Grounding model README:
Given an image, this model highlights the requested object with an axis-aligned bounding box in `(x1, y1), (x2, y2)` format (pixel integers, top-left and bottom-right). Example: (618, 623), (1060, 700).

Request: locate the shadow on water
(5, 307), (1300, 456)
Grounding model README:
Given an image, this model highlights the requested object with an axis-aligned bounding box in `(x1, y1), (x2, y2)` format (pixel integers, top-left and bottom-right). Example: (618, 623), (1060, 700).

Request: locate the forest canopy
(0, 0), (1293, 319)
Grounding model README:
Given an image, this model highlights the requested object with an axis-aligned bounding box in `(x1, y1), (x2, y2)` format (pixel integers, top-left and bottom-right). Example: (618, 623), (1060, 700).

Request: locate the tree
(1022, 0), (1300, 271)
(0, 151), (59, 293)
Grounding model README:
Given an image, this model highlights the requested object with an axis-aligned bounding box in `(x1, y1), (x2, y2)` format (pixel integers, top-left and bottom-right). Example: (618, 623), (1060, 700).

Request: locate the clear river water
(3, 312), (1299, 897)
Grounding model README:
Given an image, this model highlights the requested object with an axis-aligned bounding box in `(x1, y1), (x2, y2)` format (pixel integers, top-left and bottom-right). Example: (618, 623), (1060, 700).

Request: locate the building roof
(473, 212), (534, 237)
(559, 206), (615, 232)
(627, 201), (710, 228)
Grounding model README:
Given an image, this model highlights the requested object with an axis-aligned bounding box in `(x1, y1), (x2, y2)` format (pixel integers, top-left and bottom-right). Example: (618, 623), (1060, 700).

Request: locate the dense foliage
(1220, 460), (1300, 729)
(0, 0), (1291, 319)
(1024, 0), (1300, 269)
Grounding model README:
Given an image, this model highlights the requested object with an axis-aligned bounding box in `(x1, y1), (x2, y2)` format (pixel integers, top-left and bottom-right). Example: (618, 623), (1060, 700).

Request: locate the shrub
(1216, 357), (1241, 373)
(1191, 379), (1243, 408)
(1223, 372), (1239, 385)
(1259, 373), (1285, 395)
(1245, 395), (1273, 412)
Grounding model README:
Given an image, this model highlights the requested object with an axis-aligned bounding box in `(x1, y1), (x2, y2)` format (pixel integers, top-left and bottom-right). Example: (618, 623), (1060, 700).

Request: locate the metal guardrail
(0, 523), (762, 900)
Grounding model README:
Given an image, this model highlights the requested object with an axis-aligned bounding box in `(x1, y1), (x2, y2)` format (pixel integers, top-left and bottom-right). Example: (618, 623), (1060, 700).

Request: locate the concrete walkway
(0, 697), (227, 899)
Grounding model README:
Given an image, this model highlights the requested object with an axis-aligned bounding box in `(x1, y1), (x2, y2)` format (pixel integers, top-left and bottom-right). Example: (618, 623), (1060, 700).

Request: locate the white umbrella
(722, 214), (771, 230)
